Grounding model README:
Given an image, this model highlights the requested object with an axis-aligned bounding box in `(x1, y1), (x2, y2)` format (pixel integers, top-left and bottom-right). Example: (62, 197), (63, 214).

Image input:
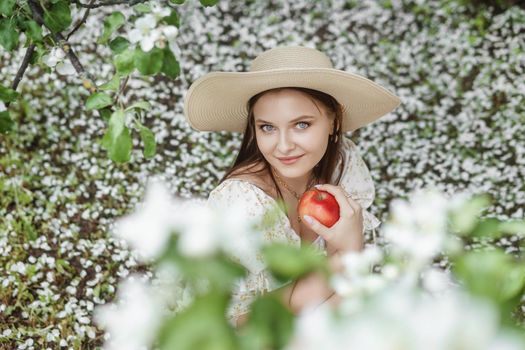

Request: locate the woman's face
(252, 88), (334, 182)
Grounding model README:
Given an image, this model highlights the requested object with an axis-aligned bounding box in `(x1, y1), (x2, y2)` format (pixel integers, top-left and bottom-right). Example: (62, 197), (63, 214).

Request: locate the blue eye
(259, 124), (274, 132)
(258, 122), (311, 133)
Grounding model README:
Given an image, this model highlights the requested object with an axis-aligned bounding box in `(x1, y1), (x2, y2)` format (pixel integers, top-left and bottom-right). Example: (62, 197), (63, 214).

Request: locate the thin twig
(114, 75), (129, 107)
(71, 0), (148, 9)
(66, 0), (95, 41)
(6, 44), (36, 108)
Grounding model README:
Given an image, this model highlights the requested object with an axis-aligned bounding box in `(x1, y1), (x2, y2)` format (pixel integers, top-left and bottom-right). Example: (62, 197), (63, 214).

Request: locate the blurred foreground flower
(94, 275), (164, 350)
(383, 187), (450, 269)
(97, 182), (525, 350)
(113, 179), (262, 262)
(287, 285), (525, 350)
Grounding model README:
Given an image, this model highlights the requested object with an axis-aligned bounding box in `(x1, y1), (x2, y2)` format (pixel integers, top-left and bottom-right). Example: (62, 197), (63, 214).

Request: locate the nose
(277, 130), (295, 154)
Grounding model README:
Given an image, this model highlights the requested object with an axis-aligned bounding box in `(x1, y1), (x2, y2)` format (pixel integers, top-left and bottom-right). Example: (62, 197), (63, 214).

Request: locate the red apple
(298, 189), (340, 228)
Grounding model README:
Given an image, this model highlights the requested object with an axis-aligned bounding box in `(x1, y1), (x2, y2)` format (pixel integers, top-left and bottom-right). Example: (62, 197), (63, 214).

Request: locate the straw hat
(184, 45), (401, 133)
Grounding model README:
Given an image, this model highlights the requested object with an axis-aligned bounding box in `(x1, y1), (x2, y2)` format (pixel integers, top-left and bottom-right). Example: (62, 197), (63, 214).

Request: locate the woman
(183, 45), (401, 327)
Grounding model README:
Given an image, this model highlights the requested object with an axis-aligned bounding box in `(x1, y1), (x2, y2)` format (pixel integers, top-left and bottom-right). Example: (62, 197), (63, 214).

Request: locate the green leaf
(134, 47), (164, 76)
(125, 101), (151, 112)
(262, 243), (327, 283)
(0, 0), (16, 16)
(99, 107), (112, 122)
(86, 92), (113, 111)
(109, 36), (130, 54)
(100, 127), (112, 150)
(98, 11), (126, 44)
(162, 10), (180, 27)
(157, 293), (237, 350)
(0, 85), (19, 102)
(108, 110), (126, 141)
(24, 20), (43, 43)
(161, 47), (180, 78)
(101, 110), (133, 163)
(43, 0), (72, 33)
(498, 219), (525, 236)
(453, 250), (525, 303)
(99, 75), (120, 92)
(200, 0), (219, 7)
(0, 111), (14, 134)
(0, 18), (18, 51)
(109, 126), (132, 163)
(239, 295), (295, 350)
(137, 124), (156, 159)
(114, 49), (135, 76)
(169, 0), (186, 4)
(449, 194), (491, 235)
(172, 254), (247, 293)
(133, 3), (151, 13)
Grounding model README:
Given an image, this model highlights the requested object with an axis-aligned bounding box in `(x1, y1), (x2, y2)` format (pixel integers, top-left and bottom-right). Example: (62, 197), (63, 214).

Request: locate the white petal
(93, 275), (163, 350)
(55, 61), (76, 75)
(54, 47), (66, 60)
(42, 54), (58, 67)
(162, 26), (178, 40)
(168, 41), (181, 57)
(128, 28), (142, 43)
(140, 37), (155, 52)
(113, 180), (177, 262)
(136, 14), (157, 30)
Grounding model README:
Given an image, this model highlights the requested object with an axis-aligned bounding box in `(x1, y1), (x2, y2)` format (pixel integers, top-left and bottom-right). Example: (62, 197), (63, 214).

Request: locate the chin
(274, 165), (311, 178)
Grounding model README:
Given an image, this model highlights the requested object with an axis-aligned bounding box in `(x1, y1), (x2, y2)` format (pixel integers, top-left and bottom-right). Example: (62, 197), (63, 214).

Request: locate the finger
(316, 184), (363, 214)
(345, 195), (363, 213)
(302, 214), (330, 239)
(313, 184), (353, 214)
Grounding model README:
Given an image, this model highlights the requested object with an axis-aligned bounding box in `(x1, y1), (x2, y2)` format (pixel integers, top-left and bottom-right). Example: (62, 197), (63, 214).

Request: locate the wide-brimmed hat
(183, 45), (401, 133)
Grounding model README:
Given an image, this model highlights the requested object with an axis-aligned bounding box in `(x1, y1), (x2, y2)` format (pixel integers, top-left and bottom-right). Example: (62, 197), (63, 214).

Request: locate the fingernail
(303, 215), (314, 225)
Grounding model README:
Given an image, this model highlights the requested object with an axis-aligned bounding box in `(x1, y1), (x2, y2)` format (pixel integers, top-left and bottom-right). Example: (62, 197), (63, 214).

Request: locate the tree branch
(11, 44), (35, 92)
(71, 0), (149, 9)
(27, 0), (98, 93)
(66, 0), (95, 41)
(5, 44), (36, 108)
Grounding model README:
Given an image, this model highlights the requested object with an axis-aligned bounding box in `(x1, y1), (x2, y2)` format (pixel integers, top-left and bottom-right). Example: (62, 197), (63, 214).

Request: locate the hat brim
(184, 68), (401, 132)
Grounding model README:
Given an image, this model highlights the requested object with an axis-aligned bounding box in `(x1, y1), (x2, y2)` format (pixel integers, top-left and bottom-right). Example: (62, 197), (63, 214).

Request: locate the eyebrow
(255, 115), (316, 124)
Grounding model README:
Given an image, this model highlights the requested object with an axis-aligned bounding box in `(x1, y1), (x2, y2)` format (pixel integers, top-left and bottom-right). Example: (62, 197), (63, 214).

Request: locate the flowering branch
(27, 0), (98, 92)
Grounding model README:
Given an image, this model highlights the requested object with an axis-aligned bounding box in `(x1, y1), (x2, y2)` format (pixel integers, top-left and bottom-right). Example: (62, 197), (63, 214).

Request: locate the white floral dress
(206, 137), (381, 325)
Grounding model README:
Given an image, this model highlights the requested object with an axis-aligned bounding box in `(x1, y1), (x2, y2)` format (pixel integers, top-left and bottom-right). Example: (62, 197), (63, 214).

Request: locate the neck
(272, 169), (314, 197)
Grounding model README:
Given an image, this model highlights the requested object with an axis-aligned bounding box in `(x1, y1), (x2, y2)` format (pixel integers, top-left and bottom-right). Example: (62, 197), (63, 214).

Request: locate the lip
(277, 155), (303, 164)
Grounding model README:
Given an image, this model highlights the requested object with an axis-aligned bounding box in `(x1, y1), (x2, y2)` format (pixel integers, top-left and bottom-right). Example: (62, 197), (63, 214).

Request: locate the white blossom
(382, 187), (449, 268)
(42, 47), (75, 76)
(287, 286), (519, 350)
(113, 179), (178, 263)
(94, 275), (163, 350)
(128, 14), (161, 52)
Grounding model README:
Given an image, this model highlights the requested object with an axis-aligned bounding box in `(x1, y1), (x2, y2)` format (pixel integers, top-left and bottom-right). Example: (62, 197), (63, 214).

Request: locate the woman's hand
(301, 184), (364, 253)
